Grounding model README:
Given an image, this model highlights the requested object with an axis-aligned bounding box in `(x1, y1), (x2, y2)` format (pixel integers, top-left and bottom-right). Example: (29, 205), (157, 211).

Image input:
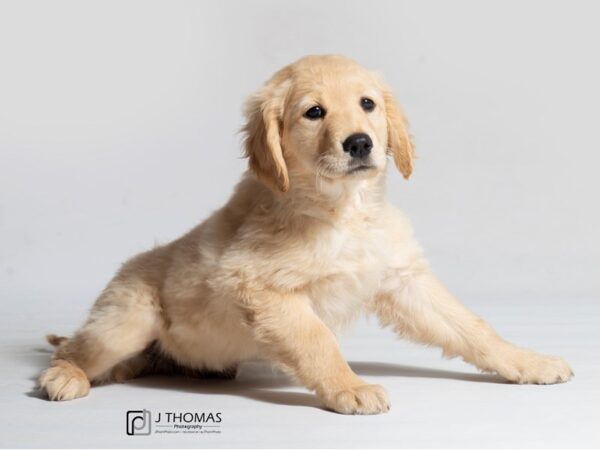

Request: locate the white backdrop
(1, 1), (599, 310)
(1, 1), (600, 448)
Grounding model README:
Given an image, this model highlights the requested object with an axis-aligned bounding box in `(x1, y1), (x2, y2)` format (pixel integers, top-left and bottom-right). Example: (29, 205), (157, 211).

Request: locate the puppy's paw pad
(39, 360), (90, 401)
(322, 384), (390, 415)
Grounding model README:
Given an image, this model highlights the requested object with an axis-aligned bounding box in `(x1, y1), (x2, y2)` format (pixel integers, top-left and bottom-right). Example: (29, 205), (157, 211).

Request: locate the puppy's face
(243, 55), (414, 192)
(282, 63), (389, 181)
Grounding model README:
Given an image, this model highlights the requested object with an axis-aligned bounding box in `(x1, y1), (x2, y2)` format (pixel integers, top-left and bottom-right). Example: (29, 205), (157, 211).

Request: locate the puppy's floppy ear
(242, 70), (291, 192)
(381, 84), (415, 179)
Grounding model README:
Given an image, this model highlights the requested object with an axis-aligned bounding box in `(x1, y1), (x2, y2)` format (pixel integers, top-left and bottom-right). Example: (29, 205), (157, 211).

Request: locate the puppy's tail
(46, 334), (68, 346)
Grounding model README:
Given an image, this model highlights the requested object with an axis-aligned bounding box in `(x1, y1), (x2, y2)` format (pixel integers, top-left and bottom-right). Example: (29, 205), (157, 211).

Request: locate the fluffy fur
(39, 55), (572, 413)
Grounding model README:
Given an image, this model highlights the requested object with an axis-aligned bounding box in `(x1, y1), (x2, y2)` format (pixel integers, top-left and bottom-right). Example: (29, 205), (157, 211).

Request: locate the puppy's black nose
(343, 133), (372, 158)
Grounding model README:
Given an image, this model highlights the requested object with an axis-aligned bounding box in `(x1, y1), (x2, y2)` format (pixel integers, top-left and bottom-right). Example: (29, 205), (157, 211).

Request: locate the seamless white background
(1, 1), (599, 448)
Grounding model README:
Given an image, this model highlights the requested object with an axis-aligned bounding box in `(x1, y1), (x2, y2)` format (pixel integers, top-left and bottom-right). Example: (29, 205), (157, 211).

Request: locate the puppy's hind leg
(39, 279), (161, 401)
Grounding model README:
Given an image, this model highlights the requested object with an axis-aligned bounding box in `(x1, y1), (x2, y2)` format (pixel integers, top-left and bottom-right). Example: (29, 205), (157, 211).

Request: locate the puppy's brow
(297, 95), (322, 108)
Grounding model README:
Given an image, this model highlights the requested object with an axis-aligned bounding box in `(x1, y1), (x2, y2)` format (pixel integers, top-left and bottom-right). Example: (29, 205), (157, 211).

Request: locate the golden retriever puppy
(39, 55), (572, 414)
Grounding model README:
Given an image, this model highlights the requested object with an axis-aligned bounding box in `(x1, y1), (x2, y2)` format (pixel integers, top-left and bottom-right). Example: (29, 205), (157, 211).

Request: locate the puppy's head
(242, 55), (414, 192)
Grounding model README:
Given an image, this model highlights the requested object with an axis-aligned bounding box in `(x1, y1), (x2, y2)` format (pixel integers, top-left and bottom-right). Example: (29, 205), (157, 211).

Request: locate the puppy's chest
(309, 226), (386, 275)
(300, 225), (389, 328)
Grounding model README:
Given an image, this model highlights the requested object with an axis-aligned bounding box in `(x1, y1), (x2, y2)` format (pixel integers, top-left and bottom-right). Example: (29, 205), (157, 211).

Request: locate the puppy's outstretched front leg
(242, 290), (389, 414)
(371, 263), (573, 384)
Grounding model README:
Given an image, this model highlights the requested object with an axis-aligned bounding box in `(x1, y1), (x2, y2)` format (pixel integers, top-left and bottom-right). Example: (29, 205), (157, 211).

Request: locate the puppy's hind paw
(39, 359), (90, 401)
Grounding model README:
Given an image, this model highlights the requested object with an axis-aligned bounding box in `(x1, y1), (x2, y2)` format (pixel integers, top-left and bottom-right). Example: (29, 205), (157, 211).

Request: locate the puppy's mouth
(316, 154), (378, 179)
(347, 164), (375, 174)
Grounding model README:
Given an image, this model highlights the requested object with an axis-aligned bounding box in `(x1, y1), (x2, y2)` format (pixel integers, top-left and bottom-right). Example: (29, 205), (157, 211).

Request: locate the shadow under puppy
(39, 55), (572, 414)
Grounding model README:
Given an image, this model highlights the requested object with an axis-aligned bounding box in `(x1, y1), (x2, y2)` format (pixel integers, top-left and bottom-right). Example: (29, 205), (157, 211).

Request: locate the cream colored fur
(39, 55), (572, 413)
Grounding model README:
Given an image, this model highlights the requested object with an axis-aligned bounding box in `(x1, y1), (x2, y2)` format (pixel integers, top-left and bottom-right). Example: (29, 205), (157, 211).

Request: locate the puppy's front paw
(319, 384), (390, 414)
(39, 359), (90, 401)
(497, 350), (573, 384)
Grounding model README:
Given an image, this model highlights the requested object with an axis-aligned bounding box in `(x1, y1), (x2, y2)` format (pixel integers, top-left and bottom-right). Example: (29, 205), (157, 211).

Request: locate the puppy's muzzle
(343, 133), (372, 159)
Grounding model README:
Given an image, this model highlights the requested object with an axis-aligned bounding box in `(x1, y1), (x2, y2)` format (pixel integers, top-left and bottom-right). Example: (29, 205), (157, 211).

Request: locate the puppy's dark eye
(361, 97), (375, 112)
(304, 105), (326, 120)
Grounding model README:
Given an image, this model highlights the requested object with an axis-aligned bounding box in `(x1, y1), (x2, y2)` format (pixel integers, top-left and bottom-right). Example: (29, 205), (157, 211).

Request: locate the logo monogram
(126, 410), (151, 436)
